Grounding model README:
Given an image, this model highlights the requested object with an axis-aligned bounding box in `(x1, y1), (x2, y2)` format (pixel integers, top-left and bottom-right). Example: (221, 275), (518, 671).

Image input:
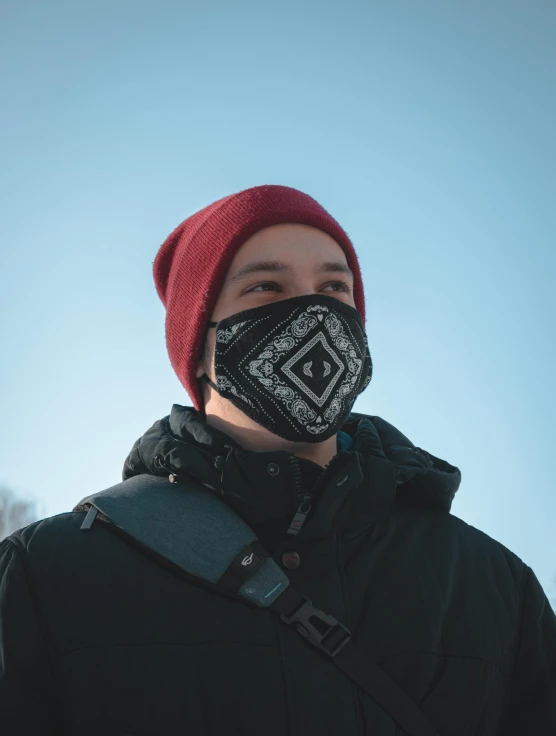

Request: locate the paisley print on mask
(204, 294), (372, 443)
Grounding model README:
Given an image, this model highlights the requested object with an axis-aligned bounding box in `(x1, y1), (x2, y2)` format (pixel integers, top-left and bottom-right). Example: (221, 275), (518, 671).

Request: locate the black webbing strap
(271, 586), (439, 736)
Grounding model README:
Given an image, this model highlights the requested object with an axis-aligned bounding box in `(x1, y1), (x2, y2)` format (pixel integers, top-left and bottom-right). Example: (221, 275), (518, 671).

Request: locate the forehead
(227, 223), (349, 270)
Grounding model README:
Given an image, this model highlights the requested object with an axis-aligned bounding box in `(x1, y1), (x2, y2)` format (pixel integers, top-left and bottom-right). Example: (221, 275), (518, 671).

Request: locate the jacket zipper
(286, 453), (342, 537)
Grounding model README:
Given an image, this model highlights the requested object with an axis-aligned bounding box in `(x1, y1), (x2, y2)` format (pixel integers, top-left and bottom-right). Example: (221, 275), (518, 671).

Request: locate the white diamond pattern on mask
(244, 304), (364, 434)
(281, 332), (344, 408)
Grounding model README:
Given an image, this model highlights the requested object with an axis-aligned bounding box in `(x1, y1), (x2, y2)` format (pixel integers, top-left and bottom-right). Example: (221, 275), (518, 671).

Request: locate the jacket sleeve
(0, 537), (57, 734)
(501, 566), (556, 734)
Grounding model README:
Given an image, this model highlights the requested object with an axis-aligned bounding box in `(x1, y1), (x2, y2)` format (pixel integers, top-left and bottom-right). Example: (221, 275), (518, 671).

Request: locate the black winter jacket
(1, 406), (555, 735)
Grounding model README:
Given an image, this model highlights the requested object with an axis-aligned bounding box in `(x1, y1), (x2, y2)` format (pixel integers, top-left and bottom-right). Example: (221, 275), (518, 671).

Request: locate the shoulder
(392, 505), (529, 594)
(6, 474), (169, 559)
(0, 514), (89, 613)
(6, 511), (88, 551)
(447, 512), (526, 574)
(3, 510), (121, 580)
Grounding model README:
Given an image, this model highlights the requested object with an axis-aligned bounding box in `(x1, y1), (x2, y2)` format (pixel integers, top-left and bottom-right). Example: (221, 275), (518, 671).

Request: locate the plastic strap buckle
(280, 598), (351, 657)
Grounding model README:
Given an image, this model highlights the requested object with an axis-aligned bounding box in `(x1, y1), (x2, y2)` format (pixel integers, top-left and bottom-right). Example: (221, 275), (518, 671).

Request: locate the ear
(196, 335), (212, 379)
(196, 353), (205, 379)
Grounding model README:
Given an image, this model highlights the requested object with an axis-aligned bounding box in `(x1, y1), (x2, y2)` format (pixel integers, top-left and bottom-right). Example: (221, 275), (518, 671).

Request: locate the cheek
(204, 333), (216, 372)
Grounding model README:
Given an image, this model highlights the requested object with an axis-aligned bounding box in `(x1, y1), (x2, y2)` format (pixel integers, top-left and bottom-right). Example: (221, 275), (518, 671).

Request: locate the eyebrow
(227, 259), (353, 284)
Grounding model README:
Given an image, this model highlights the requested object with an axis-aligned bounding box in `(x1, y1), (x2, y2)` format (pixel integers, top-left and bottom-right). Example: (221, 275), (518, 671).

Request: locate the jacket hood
(123, 406), (461, 527)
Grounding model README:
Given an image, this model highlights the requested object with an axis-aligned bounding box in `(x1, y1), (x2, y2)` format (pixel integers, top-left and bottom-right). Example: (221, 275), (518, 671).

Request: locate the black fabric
(333, 643), (439, 736)
(1, 406), (555, 735)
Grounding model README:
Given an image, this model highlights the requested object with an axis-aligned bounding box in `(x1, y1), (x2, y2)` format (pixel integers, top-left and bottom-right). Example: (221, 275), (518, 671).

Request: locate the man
(1, 185), (555, 735)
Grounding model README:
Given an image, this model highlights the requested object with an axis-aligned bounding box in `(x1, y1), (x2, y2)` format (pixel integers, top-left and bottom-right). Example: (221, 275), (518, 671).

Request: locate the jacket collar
(123, 405), (461, 539)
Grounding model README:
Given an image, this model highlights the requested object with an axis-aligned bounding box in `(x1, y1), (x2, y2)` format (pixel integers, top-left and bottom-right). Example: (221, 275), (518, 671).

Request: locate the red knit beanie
(153, 184), (366, 410)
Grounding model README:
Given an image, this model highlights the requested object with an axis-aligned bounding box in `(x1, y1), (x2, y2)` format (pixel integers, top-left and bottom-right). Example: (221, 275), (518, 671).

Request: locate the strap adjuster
(280, 598), (351, 657)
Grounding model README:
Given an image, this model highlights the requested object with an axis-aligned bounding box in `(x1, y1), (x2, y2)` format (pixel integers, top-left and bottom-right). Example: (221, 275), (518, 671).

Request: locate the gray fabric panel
(79, 474), (289, 608)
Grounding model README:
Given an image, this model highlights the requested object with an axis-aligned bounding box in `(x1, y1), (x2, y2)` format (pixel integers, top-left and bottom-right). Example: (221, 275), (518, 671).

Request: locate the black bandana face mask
(202, 294), (372, 443)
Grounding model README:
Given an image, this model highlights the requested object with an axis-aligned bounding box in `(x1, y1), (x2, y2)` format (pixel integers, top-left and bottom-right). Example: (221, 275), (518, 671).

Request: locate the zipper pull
(286, 494), (312, 536)
(80, 505), (98, 532)
(154, 454), (181, 483)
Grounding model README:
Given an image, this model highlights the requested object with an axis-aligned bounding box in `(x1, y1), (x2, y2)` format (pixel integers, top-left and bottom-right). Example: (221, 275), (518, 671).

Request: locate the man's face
(197, 223), (356, 379)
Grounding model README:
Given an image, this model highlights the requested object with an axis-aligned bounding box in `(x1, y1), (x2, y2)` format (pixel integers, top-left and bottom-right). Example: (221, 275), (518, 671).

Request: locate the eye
(245, 281), (283, 293)
(322, 281), (351, 293)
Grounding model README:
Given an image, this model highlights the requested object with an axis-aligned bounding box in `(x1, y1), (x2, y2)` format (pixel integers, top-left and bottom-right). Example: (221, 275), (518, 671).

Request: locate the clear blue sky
(1, 1), (555, 598)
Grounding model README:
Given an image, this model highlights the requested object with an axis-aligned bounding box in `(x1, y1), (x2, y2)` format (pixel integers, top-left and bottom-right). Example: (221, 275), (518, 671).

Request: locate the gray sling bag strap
(76, 474), (439, 736)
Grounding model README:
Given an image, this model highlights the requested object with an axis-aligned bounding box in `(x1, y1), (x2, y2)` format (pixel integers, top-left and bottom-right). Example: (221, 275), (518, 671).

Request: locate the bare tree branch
(0, 485), (40, 541)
